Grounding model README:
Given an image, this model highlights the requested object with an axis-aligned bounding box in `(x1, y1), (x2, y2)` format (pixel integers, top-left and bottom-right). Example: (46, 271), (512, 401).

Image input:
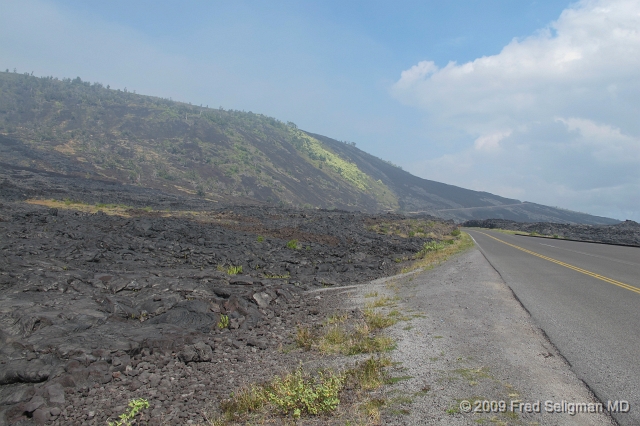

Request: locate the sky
(1, 0), (638, 221)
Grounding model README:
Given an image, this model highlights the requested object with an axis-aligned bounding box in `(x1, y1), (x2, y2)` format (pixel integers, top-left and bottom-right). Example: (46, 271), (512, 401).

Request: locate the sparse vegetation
(402, 231), (475, 274)
(217, 314), (229, 329)
(107, 398), (149, 426)
(214, 356), (391, 424)
(0, 72), (401, 211)
(226, 265), (243, 275)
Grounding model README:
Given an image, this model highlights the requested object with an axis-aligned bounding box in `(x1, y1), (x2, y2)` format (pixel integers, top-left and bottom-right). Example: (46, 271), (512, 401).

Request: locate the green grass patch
(286, 239), (299, 250)
(402, 232), (475, 274)
(214, 356), (391, 424)
(297, 321), (395, 356)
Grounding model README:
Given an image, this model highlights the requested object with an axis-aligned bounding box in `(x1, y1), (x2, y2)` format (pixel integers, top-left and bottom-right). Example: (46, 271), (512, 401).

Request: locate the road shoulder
(346, 247), (615, 425)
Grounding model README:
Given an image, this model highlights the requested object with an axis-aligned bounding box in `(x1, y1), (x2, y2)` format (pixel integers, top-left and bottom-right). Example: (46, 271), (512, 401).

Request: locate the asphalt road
(464, 229), (640, 426)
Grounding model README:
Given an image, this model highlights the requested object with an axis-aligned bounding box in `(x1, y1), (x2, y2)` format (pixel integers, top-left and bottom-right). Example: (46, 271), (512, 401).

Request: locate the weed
(107, 398), (149, 426)
(216, 356), (391, 424)
(226, 265), (243, 275)
(359, 398), (385, 423)
(345, 356), (392, 390)
(402, 232), (474, 274)
(219, 367), (343, 420)
(295, 325), (314, 350)
(363, 309), (397, 330)
(345, 334), (395, 355)
(451, 228), (461, 237)
(264, 368), (343, 418)
(419, 241), (446, 256)
(286, 239), (299, 250)
(302, 321), (396, 355)
(365, 295), (397, 309)
(325, 313), (348, 325)
(217, 314), (229, 329)
(256, 235), (264, 242)
(364, 291), (379, 298)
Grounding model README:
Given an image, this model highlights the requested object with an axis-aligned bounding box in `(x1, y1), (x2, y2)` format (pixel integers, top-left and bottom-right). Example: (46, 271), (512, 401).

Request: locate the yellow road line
(476, 231), (640, 295)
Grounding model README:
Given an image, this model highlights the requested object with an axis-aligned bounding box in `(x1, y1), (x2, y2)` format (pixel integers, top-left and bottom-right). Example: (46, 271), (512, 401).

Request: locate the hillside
(0, 71), (618, 224)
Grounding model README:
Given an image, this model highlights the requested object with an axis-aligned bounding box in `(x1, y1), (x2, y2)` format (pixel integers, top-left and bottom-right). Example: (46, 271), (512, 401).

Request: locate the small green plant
(216, 356), (391, 423)
(286, 239), (299, 250)
(257, 235), (265, 242)
(451, 229), (461, 237)
(553, 234), (559, 239)
(419, 241), (446, 256)
(108, 398), (149, 426)
(364, 309), (400, 330)
(220, 367), (344, 420)
(218, 314), (229, 329)
(227, 265), (243, 275)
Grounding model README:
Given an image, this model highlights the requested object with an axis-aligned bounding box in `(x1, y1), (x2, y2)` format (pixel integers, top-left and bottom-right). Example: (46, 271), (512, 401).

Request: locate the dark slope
(311, 133), (619, 225)
(0, 72), (618, 224)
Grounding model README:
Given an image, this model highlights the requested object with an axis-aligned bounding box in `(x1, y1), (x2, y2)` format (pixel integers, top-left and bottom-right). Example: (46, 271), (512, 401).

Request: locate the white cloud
(394, 0), (640, 220)
(474, 130), (512, 151)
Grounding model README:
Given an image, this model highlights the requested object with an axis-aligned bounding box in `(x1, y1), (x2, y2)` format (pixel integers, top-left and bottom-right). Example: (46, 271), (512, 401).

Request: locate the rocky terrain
(0, 164), (457, 425)
(463, 218), (640, 247)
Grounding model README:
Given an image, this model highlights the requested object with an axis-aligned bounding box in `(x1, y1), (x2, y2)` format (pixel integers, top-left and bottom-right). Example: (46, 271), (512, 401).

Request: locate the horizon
(1, 0), (638, 221)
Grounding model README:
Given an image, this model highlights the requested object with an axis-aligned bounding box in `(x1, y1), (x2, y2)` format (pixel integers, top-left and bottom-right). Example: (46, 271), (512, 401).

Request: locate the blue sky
(1, 0), (638, 220)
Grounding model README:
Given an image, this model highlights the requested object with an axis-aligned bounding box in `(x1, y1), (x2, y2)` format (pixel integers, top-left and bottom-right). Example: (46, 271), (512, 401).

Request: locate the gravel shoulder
(341, 247), (616, 425)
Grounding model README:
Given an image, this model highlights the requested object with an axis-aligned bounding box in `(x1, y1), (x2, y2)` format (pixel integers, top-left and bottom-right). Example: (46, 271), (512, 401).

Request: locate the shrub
(256, 235), (264, 242)
(451, 229), (461, 237)
(286, 239), (299, 250)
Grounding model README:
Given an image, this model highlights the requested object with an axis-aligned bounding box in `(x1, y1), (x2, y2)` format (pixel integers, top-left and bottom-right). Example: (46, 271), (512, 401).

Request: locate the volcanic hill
(0, 71), (617, 224)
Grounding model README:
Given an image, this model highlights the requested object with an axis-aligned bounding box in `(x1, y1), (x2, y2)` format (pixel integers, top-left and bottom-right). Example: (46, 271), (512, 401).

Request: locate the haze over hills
(0, 72), (618, 224)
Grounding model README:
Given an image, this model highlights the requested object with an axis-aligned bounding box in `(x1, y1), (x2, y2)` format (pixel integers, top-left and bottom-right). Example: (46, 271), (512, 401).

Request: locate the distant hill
(0, 72), (618, 224)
